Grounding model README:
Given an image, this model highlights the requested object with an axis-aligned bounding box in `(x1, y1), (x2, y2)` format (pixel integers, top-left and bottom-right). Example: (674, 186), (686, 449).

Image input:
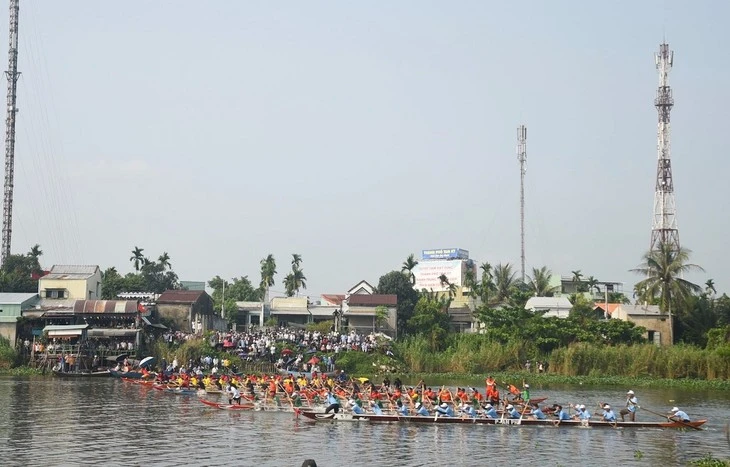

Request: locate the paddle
(638, 405), (702, 431)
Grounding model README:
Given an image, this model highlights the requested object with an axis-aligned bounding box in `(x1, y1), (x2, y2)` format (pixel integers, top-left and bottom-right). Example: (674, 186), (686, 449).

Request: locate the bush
(0, 336), (17, 369)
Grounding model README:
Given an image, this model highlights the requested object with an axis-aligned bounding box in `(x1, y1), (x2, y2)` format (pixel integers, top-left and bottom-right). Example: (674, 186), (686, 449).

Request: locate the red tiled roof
(348, 294), (397, 306)
(157, 290), (208, 304)
(321, 294), (345, 305)
(594, 303), (621, 316)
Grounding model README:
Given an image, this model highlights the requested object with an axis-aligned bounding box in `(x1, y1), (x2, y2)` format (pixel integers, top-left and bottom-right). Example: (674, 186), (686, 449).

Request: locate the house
(598, 303), (671, 346)
(0, 293), (39, 344)
(38, 265), (102, 301)
(345, 293), (397, 338)
(156, 290), (219, 333)
(525, 296), (573, 318)
(268, 297), (338, 328)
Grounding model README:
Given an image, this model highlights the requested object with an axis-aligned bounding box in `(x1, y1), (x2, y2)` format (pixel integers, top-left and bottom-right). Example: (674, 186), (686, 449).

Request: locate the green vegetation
(0, 244), (43, 292)
(0, 336), (18, 370)
(102, 246), (181, 297)
(690, 454), (730, 467)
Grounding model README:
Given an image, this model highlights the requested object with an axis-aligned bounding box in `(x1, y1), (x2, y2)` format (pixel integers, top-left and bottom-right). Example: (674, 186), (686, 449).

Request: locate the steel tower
(1, 0), (20, 266)
(650, 43), (679, 253)
(517, 125), (527, 282)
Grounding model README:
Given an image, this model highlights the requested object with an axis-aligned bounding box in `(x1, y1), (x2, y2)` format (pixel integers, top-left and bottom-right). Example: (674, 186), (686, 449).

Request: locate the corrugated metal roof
(73, 300), (138, 314)
(0, 293), (38, 304)
(42, 324), (89, 332)
(43, 265), (100, 280)
(157, 289), (208, 304)
(347, 294), (397, 306)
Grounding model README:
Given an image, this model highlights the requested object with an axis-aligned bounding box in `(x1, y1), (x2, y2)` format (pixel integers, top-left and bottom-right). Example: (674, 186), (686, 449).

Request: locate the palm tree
(527, 266), (559, 297)
(479, 262), (495, 303)
(130, 247), (145, 272)
(493, 263), (517, 304)
(292, 254), (302, 268)
(586, 276), (600, 295)
(401, 253), (419, 285)
(259, 254), (277, 302)
(158, 252), (171, 270)
(462, 262), (477, 299)
(631, 242), (704, 344)
(29, 244), (43, 259)
(571, 269), (584, 292)
(705, 279), (717, 297)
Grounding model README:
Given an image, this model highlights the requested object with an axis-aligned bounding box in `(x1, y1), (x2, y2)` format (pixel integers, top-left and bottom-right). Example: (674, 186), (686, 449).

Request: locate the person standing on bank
(620, 390), (638, 422)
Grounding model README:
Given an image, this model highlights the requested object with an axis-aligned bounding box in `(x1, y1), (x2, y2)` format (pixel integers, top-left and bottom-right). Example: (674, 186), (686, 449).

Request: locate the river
(0, 376), (727, 466)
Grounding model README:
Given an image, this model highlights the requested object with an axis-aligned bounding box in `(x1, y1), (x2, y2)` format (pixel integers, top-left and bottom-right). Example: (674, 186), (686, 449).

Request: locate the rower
(414, 402), (430, 416)
(577, 404), (591, 420)
(482, 403), (498, 419)
(436, 402), (454, 417)
(349, 399), (364, 415)
(553, 404), (570, 421)
(460, 401), (477, 418)
(669, 407), (690, 422)
(324, 389), (341, 414)
(600, 404), (616, 422)
(369, 400), (384, 416)
(506, 404), (521, 419)
(395, 400), (409, 416)
(530, 403), (547, 420)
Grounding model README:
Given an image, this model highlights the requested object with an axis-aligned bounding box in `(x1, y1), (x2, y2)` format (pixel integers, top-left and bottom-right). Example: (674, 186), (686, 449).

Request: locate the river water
(0, 376), (727, 466)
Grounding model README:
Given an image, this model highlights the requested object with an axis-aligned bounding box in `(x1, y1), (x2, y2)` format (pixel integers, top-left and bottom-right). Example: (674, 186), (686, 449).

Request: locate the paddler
(668, 407), (690, 423)
(324, 389), (341, 414)
(620, 390), (639, 422)
(369, 400), (384, 415)
(553, 404), (571, 421)
(599, 404), (616, 422)
(436, 402), (454, 417)
(530, 402), (547, 420)
(460, 401), (477, 418)
(395, 400), (409, 416)
(482, 403), (498, 419)
(521, 383), (530, 401)
(414, 402), (430, 416)
(506, 404), (521, 419)
(349, 399), (364, 415)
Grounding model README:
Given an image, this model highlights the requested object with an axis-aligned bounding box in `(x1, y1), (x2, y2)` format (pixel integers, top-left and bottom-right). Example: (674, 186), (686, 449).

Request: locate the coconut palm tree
(571, 269), (585, 292)
(259, 254), (277, 302)
(478, 262), (496, 303)
(401, 253), (419, 285)
(586, 276), (600, 295)
(493, 263), (517, 304)
(29, 244), (43, 259)
(130, 246), (145, 272)
(631, 242), (704, 344)
(705, 279), (717, 297)
(527, 266), (560, 297)
(158, 252), (171, 270)
(292, 254), (302, 268)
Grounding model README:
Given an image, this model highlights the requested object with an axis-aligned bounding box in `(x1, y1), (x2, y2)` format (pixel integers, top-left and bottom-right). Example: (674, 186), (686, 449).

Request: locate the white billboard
(413, 260), (465, 292)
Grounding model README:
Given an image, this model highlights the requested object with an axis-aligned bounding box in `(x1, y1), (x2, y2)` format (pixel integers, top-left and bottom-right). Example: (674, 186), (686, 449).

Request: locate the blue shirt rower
(396, 401), (409, 416)
(414, 402), (429, 416)
(669, 407), (690, 422)
(370, 401), (384, 415)
(460, 402), (477, 418)
(601, 404), (617, 422)
(482, 403), (498, 419)
(436, 402), (454, 417)
(554, 405), (570, 421)
(530, 404), (547, 420)
(506, 404), (521, 419)
(578, 404), (591, 420)
(350, 399), (364, 415)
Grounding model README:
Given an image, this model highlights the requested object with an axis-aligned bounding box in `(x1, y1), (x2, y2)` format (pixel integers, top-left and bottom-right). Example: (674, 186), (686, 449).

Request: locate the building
(525, 296), (573, 318)
(156, 290), (220, 333)
(267, 297), (338, 328)
(38, 265), (102, 301)
(596, 303), (671, 346)
(0, 293), (39, 344)
(411, 248), (477, 309)
(560, 277), (624, 300)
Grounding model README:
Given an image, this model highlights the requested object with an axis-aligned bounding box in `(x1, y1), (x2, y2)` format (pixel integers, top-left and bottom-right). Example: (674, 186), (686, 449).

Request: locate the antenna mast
(1, 0), (20, 266)
(517, 125), (527, 283)
(650, 43), (679, 253)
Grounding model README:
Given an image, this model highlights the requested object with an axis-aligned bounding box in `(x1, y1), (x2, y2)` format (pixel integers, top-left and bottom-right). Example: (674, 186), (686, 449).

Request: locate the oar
(638, 405), (703, 431)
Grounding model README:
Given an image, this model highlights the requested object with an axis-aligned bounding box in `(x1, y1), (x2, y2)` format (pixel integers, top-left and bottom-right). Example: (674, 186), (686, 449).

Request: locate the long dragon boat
(299, 411), (707, 429)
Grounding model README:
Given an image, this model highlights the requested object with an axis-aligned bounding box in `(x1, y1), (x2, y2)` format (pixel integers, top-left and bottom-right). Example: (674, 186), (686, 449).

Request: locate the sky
(3, 1), (729, 299)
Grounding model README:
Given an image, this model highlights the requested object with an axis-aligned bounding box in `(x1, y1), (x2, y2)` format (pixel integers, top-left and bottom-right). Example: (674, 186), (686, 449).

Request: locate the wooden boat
(199, 398), (256, 410)
(152, 384), (202, 396)
(121, 377), (156, 386)
(52, 369), (111, 378)
(299, 411), (707, 429)
(110, 370), (148, 379)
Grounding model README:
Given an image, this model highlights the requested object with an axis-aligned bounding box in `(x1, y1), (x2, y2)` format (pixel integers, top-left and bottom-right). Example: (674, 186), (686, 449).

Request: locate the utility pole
(517, 125), (527, 283)
(650, 42), (680, 254)
(1, 0), (20, 266)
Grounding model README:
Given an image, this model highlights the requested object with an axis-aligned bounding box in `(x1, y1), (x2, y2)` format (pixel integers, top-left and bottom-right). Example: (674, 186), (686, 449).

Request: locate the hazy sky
(5, 1), (729, 298)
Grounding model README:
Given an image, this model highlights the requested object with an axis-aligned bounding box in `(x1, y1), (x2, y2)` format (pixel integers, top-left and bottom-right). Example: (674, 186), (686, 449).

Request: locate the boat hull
(301, 412), (707, 429)
(52, 370), (111, 378)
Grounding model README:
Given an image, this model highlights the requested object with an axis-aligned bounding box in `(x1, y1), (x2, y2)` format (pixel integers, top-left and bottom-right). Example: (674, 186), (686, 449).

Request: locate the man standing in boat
(620, 390), (638, 422)
(324, 389), (341, 414)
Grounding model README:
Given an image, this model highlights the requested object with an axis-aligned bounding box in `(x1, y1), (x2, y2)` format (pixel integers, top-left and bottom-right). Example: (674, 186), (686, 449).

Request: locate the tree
(130, 247), (145, 272)
(586, 276), (600, 294)
(631, 242), (704, 344)
(259, 254), (277, 303)
(158, 252), (171, 270)
(401, 253), (419, 285)
(571, 269), (588, 293)
(374, 305), (389, 331)
(101, 267), (123, 299)
(140, 259), (180, 293)
(407, 297), (451, 352)
(0, 246), (43, 293)
(462, 261), (478, 303)
(493, 263), (517, 304)
(478, 262), (496, 304)
(527, 266), (559, 297)
(376, 270), (420, 335)
(284, 254), (306, 297)
(209, 275), (261, 323)
(705, 279), (717, 297)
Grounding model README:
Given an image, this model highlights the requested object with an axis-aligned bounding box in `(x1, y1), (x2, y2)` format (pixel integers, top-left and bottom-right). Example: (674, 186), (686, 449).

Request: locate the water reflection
(0, 377), (727, 466)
